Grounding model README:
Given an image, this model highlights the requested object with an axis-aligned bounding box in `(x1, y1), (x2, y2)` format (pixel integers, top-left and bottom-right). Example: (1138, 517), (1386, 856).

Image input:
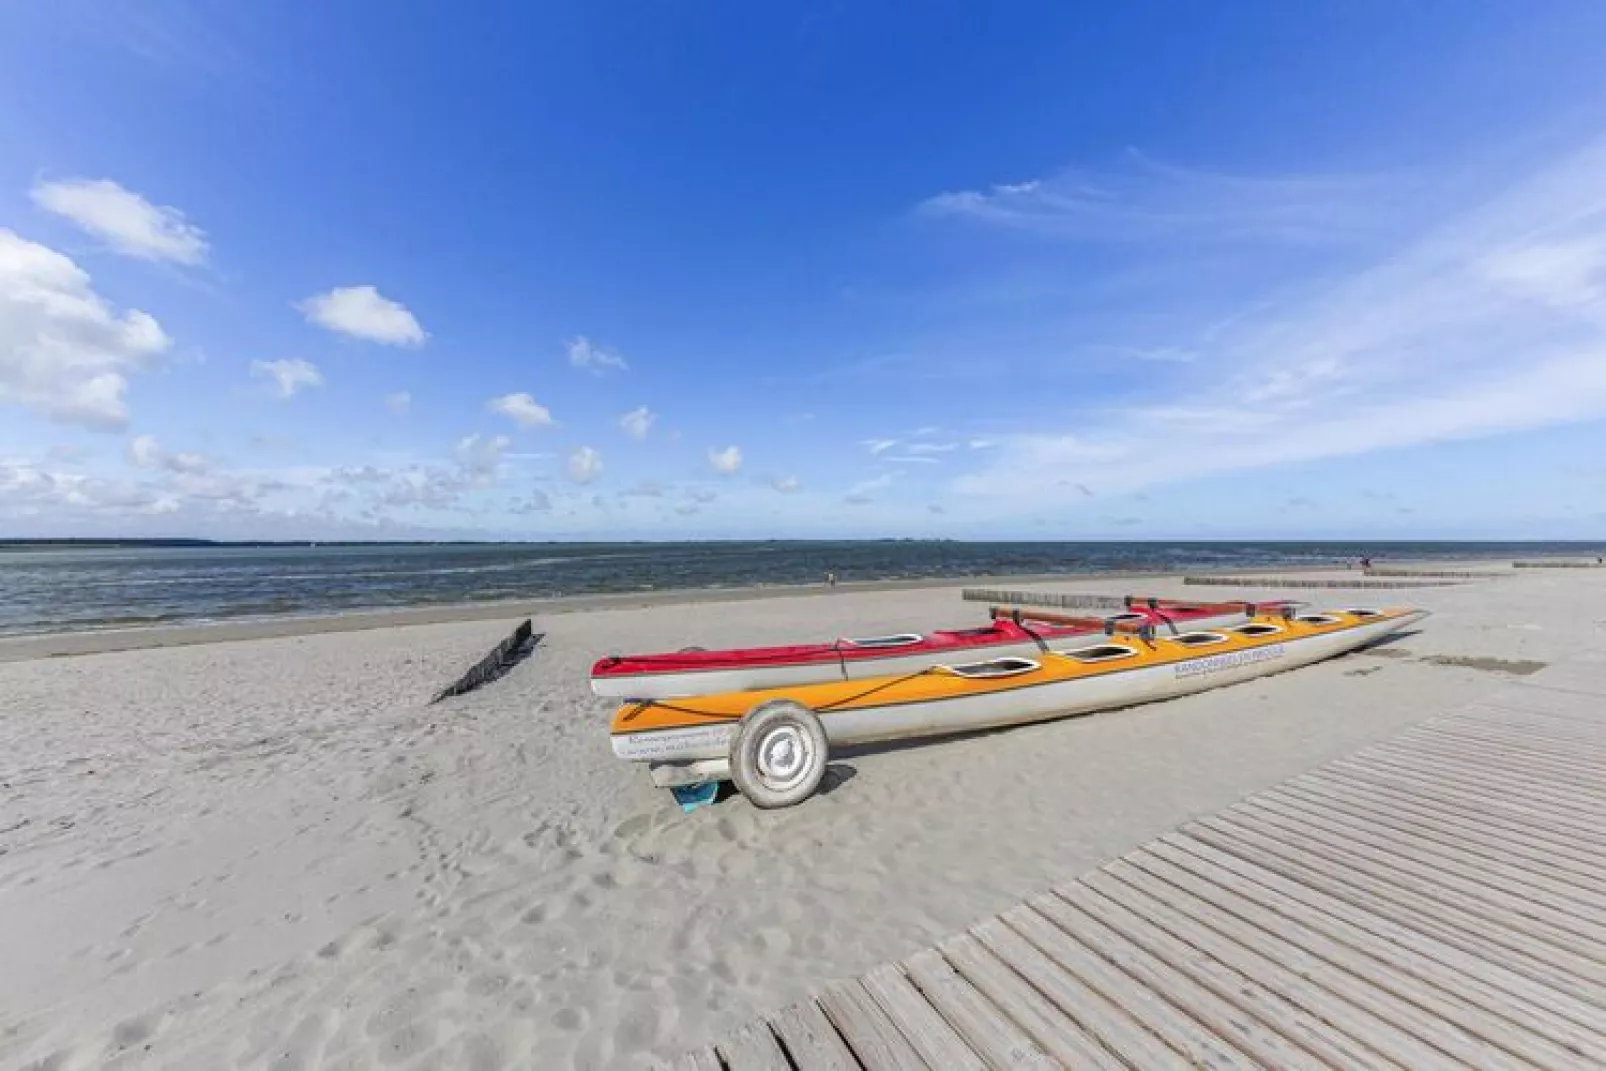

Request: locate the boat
(611, 606), (1426, 807)
(589, 597), (1297, 699)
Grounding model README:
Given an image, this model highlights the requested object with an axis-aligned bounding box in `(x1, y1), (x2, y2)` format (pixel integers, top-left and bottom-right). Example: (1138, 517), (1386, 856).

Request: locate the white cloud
(385, 391), (411, 414)
(0, 229), (170, 431)
(619, 405), (655, 439)
(708, 445), (742, 474)
(126, 434), (208, 474)
(487, 392), (554, 428)
(968, 439), (996, 449)
(510, 489), (552, 514)
(31, 178), (208, 264)
(567, 335), (628, 374)
(904, 442), (957, 455)
(567, 445), (602, 483)
(454, 433), (511, 476)
(298, 286), (426, 346)
(917, 152), (1389, 245)
(251, 358), (323, 398)
(621, 479), (664, 497)
(771, 475), (800, 492)
(951, 137), (1606, 506)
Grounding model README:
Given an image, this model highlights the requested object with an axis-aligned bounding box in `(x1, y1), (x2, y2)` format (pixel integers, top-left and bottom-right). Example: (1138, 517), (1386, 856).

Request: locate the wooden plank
(1114, 850), (1533, 1071)
(902, 949), (1056, 1069)
(1134, 841), (1606, 1067)
(770, 1000), (857, 1071)
(1177, 820), (1606, 996)
(1300, 768), (1606, 868)
(1331, 755), (1606, 844)
(1343, 749), (1606, 830)
(1278, 780), (1606, 889)
(716, 1021), (792, 1071)
(816, 980), (928, 1071)
(972, 917), (1189, 1070)
(1005, 902), (1256, 1069)
(670, 1047), (723, 1071)
(1042, 881), (1362, 1069)
(1211, 806), (1606, 956)
(1252, 789), (1606, 910)
(1398, 730), (1606, 790)
(937, 934), (1124, 1070)
(861, 963), (987, 1071)
(1364, 745), (1606, 816)
(1074, 866), (1402, 1070)
(1235, 794), (1606, 925)
(1095, 853), (1465, 1070)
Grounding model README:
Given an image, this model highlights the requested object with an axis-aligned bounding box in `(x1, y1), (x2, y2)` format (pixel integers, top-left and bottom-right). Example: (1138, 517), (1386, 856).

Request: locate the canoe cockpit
(1232, 622), (1285, 637)
(842, 633), (924, 648)
(937, 657), (1040, 678)
(1166, 631), (1229, 647)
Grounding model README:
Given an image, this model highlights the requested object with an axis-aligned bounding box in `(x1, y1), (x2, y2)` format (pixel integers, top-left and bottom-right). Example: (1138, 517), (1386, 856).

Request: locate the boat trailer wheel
(729, 700), (829, 809)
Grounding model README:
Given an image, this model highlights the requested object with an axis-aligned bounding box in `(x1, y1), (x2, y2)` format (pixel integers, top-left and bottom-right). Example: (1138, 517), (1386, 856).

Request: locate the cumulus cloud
(771, 475), (800, 493)
(385, 391), (411, 414)
(0, 229), (171, 431)
(298, 286), (426, 346)
(453, 433), (512, 476)
(619, 405), (655, 439)
(126, 434), (208, 474)
(487, 392), (554, 428)
(251, 358), (323, 398)
(567, 336), (628, 374)
(621, 479), (664, 497)
(567, 445), (602, 483)
(31, 178), (208, 264)
(510, 489), (553, 514)
(708, 445), (742, 474)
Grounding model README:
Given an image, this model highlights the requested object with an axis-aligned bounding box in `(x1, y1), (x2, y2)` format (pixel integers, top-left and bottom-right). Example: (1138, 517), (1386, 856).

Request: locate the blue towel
(670, 781), (720, 812)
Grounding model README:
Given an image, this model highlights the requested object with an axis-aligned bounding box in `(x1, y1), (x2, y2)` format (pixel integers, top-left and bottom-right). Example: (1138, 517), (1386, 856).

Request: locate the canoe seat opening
(1295, 614), (1341, 625)
(1107, 612), (1146, 623)
(842, 633), (924, 648)
(1061, 644), (1139, 663)
(937, 657), (1040, 679)
(1343, 608), (1381, 618)
(1168, 631), (1228, 647)
(1233, 623), (1284, 637)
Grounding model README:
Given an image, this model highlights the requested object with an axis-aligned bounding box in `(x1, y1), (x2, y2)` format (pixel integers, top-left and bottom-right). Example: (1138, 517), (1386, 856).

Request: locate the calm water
(1, 540), (1602, 637)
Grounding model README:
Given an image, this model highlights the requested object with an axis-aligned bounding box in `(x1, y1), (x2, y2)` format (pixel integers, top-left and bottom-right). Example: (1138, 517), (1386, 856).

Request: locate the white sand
(1, 565), (1599, 1069)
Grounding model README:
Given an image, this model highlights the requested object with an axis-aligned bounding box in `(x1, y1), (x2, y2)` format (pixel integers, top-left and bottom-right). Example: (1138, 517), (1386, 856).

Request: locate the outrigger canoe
(611, 607), (1425, 807)
(590, 597), (1296, 699)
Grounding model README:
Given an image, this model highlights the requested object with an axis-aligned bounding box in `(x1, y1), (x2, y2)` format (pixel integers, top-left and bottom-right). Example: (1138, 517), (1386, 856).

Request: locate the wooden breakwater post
(432, 619), (542, 702)
(1364, 567), (1509, 579)
(960, 588), (1131, 611)
(1182, 575), (1463, 590)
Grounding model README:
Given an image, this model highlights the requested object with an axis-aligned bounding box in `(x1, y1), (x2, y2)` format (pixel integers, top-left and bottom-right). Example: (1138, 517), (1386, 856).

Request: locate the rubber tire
(728, 700), (829, 809)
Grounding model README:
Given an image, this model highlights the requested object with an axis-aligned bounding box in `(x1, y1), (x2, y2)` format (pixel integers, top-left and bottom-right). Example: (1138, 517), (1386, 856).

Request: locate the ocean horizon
(4, 539), (1603, 638)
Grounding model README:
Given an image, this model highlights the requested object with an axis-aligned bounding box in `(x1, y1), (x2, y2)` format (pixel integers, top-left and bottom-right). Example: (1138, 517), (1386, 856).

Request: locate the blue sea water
(0, 540), (1601, 637)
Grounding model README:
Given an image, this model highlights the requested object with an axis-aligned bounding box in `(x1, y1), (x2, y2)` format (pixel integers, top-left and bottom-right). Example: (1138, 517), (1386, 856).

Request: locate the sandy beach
(1, 563), (1600, 1069)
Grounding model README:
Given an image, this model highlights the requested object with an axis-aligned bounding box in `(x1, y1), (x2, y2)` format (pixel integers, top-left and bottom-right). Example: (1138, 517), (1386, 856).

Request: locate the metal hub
(756, 725), (809, 788)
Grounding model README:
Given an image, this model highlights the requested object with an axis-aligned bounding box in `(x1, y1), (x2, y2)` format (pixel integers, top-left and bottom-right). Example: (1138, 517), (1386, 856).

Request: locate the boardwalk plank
(1043, 881), (1352, 1069)
(771, 1000), (858, 1070)
(1177, 821), (1606, 998)
(717, 1021), (792, 1071)
(861, 964), (987, 1071)
(938, 934), (1123, 1069)
(1140, 838), (1606, 1067)
(674, 658), (1606, 1069)
(902, 949), (1056, 1069)
(1116, 848), (1529, 1070)
(816, 981), (928, 1071)
(1006, 901), (1256, 1070)
(972, 917), (1188, 1070)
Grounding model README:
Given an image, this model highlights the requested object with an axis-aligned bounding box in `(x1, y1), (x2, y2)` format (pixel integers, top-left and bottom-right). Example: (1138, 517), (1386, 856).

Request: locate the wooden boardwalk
(671, 658), (1606, 1070)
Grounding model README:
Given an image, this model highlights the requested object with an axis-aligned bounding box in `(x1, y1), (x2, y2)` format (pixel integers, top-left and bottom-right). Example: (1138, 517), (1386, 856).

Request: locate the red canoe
(590, 599), (1294, 698)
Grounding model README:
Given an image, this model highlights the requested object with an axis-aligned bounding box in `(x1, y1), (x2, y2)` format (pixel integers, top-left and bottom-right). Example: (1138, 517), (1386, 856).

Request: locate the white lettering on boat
(1174, 643), (1287, 679)
(617, 723), (735, 761)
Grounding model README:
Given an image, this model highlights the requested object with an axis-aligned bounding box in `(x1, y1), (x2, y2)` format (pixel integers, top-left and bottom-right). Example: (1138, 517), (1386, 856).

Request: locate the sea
(1, 540), (1603, 638)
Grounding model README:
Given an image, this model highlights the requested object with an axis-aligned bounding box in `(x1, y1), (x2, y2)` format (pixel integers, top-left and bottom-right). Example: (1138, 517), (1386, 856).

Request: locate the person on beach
(826, 571), (837, 588)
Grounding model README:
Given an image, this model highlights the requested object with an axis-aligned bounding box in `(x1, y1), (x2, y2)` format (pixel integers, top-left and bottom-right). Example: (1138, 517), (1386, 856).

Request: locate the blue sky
(3, 1), (1606, 540)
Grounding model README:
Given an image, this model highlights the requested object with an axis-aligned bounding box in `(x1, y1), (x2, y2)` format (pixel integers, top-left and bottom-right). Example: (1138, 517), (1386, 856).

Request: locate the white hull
(593, 609), (1253, 699)
(613, 612), (1422, 767)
